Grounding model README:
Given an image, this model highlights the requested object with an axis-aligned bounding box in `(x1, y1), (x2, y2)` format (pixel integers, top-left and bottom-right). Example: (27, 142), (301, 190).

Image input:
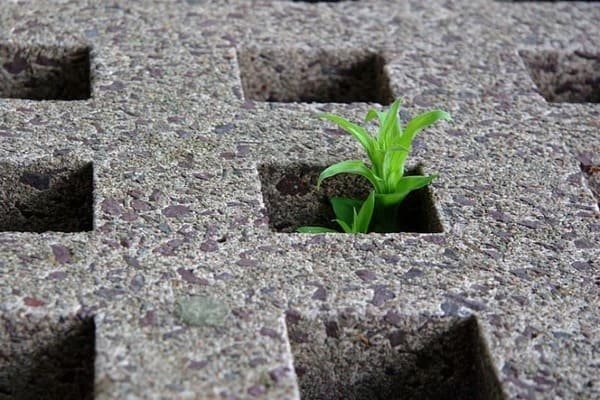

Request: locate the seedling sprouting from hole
(298, 98), (451, 233)
(298, 191), (375, 233)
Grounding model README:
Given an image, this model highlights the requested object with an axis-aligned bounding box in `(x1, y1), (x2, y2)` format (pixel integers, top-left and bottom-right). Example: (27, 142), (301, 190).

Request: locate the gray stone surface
(0, 0), (598, 399)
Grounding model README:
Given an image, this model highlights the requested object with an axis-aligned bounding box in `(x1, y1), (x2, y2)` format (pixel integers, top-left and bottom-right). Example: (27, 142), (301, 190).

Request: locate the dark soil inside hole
(519, 50), (600, 103)
(290, 315), (505, 400)
(238, 47), (391, 104)
(0, 161), (94, 232)
(259, 163), (443, 233)
(0, 316), (96, 400)
(580, 163), (600, 206)
(0, 44), (91, 100)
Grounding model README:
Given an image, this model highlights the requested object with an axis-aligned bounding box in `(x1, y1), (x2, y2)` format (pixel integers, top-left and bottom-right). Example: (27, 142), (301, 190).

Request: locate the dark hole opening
(0, 315), (96, 400)
(258, 163), (443, 233)
(0, 161), (94, 232)
(0, 44), (91, 100)
(238, 47), (392, 104)
(289, 314), (505, 400)
(580, 162), (600, 207)
(519, 50), (600, 103)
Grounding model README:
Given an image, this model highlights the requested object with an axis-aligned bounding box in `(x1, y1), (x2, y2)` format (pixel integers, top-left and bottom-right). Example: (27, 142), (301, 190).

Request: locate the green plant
(297, 191), (375, 233)
(298, 98), (451, 233)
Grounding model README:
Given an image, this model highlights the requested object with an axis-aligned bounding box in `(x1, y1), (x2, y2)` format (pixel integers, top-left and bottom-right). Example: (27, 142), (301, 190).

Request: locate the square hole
(288, 314), (505, 400)
(0, 314), (95, 400)
(580, 163), (600, 206)
(258, 163), (443, 233)
(0, 160), (94, 233)
(238, 47), (392, 104)
(519, 50), (600, 103)
(0, 44), (91, 100)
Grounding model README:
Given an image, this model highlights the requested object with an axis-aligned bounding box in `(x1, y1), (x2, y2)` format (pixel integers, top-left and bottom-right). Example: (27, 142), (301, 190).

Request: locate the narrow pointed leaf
(382, 146), (410, 189)
(330, 197), (363, 227)
(365, 109), (379, 122)
(370, 146), (386, 178)
(375, 192), (410, 207)
(375, 175), (437, 207)
(318, 160), (383, 192)
(400, 110), (451, 149)
(321, 113), (375, 158)
(297, 226), (339, 233)
(351, 208), (359, 232)
(335, 219), (353, 233)
(394, 174), (437, 194)
(378, 98), (402, 148)
(354, 191), (375, 233)
(366, 109), (387, 125)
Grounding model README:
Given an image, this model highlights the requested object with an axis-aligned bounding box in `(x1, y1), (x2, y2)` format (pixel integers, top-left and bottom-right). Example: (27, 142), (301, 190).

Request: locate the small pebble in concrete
(176, 296), (229, 327)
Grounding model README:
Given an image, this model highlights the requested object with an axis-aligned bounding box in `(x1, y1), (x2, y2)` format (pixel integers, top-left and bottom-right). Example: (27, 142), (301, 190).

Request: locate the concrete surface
(0, 0), (598, 399)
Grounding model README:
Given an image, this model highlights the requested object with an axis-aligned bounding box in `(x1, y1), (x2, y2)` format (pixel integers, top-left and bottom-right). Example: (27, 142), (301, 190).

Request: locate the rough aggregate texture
(0, 0), (599, 399)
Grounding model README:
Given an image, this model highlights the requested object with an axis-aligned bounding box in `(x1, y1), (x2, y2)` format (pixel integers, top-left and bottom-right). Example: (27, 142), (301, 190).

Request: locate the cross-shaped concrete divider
(0, 0), (598, 399)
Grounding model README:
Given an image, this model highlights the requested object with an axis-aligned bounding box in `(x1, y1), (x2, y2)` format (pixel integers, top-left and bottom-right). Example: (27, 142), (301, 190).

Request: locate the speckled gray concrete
(0, 0), (599, 399)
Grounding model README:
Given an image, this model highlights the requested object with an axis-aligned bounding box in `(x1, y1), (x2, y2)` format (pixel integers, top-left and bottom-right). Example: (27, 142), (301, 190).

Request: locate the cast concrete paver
(1, 0), (598, 399)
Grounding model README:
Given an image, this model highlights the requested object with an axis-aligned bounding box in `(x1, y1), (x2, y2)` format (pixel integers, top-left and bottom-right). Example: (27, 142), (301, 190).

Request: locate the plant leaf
(365, 109), (378, 122)
(400, 110), (451, 149)
(351, 208), (359, 232)
(375, 175), (437, 207)
(318, 160), (383, 192)
(375, 192), (410, 207)
(382, 146), (410, 191)
(377, 98), (402, 148)
(321, 113), (376, 159)
(365, 109), (387, 125)
(297, 226), (339, 233)
(394, 174), (437, 194)
(354, 191), (375, 233)
(330, 197), (363, 227)
(334, 218), (353, 233)
(370, 146), (386, 178)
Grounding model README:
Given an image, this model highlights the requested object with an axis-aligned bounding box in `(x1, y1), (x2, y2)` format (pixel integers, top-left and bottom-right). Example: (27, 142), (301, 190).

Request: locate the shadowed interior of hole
(579, 163), (600, 206)
(238, 48), (392, 104)
(0, 44), (91, 100)
(519, 50), (600, 103)
(0, 161), (94, 233)
(289, 315), (505, 400)
(258, 163), (443, 233)
(0, 315), (96, 400)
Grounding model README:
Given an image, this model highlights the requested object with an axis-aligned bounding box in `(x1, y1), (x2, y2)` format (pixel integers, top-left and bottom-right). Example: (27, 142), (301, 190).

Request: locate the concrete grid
(0, 0), (598, 399)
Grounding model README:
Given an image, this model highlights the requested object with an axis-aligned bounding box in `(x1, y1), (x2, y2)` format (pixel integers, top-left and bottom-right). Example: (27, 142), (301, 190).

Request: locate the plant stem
(371, 202), (400, 233)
